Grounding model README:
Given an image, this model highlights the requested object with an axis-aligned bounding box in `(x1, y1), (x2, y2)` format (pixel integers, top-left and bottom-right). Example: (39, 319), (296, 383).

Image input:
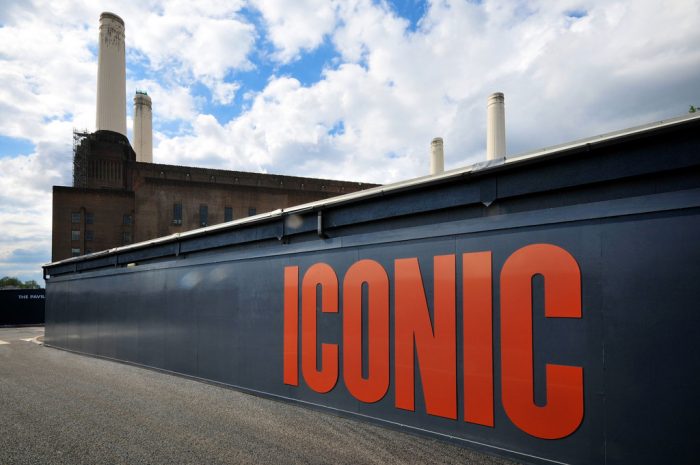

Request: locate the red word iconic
(283, 243), (584, 440)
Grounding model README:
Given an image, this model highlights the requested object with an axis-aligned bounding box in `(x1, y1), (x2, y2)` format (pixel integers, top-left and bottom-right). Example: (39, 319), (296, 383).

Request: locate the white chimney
(486, 92), (506, 160)
(430, 137), (444, 175)
(133, 91), (153, 163)
(96, 12), (126, 136)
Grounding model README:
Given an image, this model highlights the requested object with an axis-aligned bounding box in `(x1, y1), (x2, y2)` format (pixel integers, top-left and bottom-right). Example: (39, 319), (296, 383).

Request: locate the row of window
(72, 212), (133, 225)
(70, 230), (130, 253)
(73, 207), (255, 230)
(71, 230), (123, 242)
(71, 212), (94, 224)
(70, 203), (253, 258)
(71, 230), (95, 241)
(172, 204), (256, 227)
(71, 247), (95, 257)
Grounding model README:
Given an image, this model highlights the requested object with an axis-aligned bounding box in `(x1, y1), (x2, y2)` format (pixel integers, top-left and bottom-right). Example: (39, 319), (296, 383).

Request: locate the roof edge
(45, 113), (700, 269)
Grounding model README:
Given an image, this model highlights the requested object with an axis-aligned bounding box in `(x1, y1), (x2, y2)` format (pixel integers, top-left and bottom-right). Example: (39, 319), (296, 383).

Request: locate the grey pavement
(0, 327), (519, 465)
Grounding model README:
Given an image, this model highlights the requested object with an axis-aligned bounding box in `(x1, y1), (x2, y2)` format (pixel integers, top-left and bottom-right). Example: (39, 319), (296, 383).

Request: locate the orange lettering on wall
(301, 263), (339, 393)
(463, 251), (494, 426)
(343, 259), (390, 403)
(500, 244), (584, 439)
(283, 266), (299, 386)
(395, 255), (457, 419)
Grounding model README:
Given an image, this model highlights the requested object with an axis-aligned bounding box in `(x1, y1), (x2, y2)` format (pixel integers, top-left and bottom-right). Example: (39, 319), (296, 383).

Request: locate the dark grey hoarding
(44, 116), (700, 465)
(0, 289), (45, 326)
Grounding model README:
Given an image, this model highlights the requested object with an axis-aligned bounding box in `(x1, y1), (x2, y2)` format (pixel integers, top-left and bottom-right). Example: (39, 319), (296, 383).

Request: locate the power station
(52, 12), (374, 262)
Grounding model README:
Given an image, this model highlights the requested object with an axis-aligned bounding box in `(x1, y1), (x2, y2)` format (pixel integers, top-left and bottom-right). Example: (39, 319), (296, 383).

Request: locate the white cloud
(130, 11), (256, 80)
(0, 142), (69, 283)
(0, 6), (96, 141)
(149, 0), (700, 182)
(201, 77), (241, 105)
(250, 0), (339, 63)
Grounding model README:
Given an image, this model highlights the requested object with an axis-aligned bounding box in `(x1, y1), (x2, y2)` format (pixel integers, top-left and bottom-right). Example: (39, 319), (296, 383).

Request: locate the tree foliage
(0, 276), (42, 289)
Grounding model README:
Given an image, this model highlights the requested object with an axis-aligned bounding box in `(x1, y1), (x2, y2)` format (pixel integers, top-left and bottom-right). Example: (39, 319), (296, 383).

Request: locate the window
(248, 207), (256, 216)
(122, 231), (132, 244)
(173, 202), (182, 225)
(123, 214), (132, 225)
(86, 213), (94, 224)
(71, 212), (81, 224)
(199, 204), (208, 227)
(85, 230), (94, 241)
(71, 230), (80, 241)
(224, 207), (233, 222)
(71, 248), (81, 257)
(85, 248), (92, 254)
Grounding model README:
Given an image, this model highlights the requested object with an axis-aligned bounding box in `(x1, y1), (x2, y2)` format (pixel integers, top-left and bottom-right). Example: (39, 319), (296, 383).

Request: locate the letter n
(395, 255), (456, 419)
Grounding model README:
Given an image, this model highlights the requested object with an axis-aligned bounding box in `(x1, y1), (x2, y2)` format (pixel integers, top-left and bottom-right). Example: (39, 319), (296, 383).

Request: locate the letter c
(501, 244), (584, 439)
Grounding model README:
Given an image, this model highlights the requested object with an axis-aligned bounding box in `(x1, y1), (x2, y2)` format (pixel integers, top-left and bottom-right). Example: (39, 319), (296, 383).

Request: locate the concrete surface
(0, 327), (519, 465)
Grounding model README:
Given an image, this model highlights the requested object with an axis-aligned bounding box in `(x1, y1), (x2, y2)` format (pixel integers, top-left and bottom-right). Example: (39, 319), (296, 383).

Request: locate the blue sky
(1, 0), (699, 284)
(0, 136), (35, 158)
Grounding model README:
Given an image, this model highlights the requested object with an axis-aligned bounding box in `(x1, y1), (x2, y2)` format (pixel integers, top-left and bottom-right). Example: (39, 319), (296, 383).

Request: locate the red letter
(395, 255), (457, 419)
(463, 252), (494, 426)
(301, 263), (339, 393)
(343, 260), (390, 403)
(283, 266), (299, 386)
(501, 244), (584, 439)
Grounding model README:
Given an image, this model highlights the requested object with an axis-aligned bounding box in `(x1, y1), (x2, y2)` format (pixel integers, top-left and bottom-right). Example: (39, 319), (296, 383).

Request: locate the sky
(0, 0), (699, 284)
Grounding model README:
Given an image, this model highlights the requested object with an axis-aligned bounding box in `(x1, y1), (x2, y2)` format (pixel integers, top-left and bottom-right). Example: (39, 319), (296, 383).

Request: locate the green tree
(0, 276), (42, 289)
(690, 105), (698, 113)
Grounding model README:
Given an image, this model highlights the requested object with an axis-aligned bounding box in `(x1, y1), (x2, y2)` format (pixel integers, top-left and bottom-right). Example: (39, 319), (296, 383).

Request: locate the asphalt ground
(0, 327), (519, 465)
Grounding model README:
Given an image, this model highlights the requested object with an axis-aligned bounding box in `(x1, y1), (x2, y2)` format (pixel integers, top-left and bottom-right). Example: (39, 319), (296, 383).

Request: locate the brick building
(52, 130), (375, 261)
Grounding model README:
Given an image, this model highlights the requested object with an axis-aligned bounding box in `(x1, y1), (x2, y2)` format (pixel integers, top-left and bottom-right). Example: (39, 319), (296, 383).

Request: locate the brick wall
(52, 131), (377, 261)
(52, 187), (135, 261)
